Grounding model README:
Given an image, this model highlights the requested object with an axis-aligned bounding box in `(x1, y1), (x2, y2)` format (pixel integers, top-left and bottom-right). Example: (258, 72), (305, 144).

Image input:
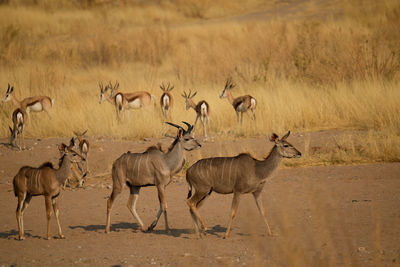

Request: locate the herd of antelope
(2, 79), (302, 241)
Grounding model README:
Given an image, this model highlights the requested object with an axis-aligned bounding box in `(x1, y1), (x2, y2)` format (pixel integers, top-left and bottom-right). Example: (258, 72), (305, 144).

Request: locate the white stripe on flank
(137, 156), (143, 177)
(221, 158), (226, 181)
(228, 158), (234, 184)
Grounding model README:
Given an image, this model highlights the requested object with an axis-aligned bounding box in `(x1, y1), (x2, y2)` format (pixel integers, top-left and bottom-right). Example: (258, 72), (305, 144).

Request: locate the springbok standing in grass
(3, 84), (54, 119)
(160, 82), (174, 120)
(13, 142), (86, 240)
(220, 78), (256, 124)
(9, 108), (27, 150)
(105, 122), (201, 233)
(99, 81), (154, 121)
(186, 131), (301, 238)
(181, 90), (210, 138)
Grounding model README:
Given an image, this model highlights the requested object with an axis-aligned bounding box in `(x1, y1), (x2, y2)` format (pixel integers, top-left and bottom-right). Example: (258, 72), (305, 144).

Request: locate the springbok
(9, 108), (27, 150)
(99, 81), (154, 121)
(13, 142), (86, 240)
(105, 122), (201, 233)
(160, 82), (174, 120)
(220, 78), (256, 124)
(181, 90), (210, 138)
(3, 84), (54, 118)
(186, 131), (301, 238)
(63, 131), (90, 188)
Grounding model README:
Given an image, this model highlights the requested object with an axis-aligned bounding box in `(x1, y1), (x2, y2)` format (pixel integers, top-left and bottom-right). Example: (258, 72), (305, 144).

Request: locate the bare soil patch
(0, 132), (399, 266)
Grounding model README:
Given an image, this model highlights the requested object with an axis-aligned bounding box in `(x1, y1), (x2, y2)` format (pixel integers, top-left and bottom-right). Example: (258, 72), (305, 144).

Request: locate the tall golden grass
(0, 0), (399, 162)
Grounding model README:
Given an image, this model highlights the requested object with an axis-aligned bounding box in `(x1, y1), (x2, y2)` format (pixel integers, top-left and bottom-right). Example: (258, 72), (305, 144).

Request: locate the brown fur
(186, 131), (301, 238)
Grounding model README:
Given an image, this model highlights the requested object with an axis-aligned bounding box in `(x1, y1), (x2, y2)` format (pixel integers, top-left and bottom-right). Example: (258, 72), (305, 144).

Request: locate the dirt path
(0, 135), (399, 266)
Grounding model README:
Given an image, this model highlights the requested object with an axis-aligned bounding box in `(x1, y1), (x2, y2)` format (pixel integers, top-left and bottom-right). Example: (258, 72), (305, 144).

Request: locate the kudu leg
(148, 185), (169, 231)
(253, 191), (272, 236)
(187, 191), (210, 236)
(16, 193), (27, 240)
(127, 186), (145, 231)
(52, 198), (65, 239)
(224, 192), (241, 239)
(240, 112), (244, 124)
(44, 196), (53, 240)
(105, 189), (121, 233)
(20, 194), (32, 239)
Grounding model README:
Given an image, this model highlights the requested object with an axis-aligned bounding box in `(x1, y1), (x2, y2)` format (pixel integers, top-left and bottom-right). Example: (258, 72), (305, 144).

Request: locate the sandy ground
(0, 132), (399, 266)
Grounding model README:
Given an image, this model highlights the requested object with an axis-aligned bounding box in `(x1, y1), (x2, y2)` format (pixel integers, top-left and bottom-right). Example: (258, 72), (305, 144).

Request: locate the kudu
(181, 90), (210, 138)
(160, 82), (174, 120)
(63, 131), (90, 188)
(99, 81), (154, 121)
(186, 131), (301, 238)
(3, 84), (54, 119)
(13, 142), (86, 240)
(9, 108), (27, 150)
(220, 78), (256, 124)
(105, 122), (201, 233)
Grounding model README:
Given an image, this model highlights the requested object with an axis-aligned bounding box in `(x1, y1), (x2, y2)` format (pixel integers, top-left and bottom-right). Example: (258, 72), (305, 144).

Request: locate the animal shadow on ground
(69, 222), (140, 233)
(0, 229), (42, 240)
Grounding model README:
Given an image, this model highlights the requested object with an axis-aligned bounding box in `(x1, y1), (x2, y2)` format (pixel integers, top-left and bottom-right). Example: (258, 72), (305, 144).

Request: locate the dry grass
(0, 0), (399, 163)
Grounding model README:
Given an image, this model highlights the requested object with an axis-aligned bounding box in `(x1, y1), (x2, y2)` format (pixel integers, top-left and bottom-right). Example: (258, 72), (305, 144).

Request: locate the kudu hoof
(18, 236), (25, 241)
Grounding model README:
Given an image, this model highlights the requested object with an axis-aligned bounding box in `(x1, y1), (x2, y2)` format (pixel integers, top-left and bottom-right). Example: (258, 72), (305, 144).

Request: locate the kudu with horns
(13, 141), (86, 240)
(3, 84), (54, 118)
(105, 122), (201, 233)
(181, 90), (210, 138)
(9, 108), (27, 150)
(99, 81), (154, 121)
(220, 78), (256, 124)
(160, 82), (174, 120)
(186, 131), (301, 238)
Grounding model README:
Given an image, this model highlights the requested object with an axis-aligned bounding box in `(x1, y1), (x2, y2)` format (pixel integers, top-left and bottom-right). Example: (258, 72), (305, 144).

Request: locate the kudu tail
(186, 177), (193, 199)
(13, 178), (17, 197)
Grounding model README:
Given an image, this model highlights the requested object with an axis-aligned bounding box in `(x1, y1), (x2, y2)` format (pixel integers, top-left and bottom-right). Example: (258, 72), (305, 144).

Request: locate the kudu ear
(69, 138), (75, 147)
(6, 83), (10, 93)
(269, 133), (279, 143)
(191, 91), (197, 98)
(281, 130), (291, 140)
(59, 143), (67, 152)
(82, 130), (88, 136)
(10, 86), (14, 93)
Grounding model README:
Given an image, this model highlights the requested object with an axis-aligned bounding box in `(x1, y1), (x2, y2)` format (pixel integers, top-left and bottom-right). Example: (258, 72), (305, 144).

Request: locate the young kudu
(73, 130), (90, 176)
(63, 131), (90, 188)
(9, 108), (27, 150)
(3, 84), (54, 119)
(220, 78), (256, 124)
(105, 122), (201, 233)
(160, 82), (174, 120)
(186, 131), (301, 238)
(13, 142), (86, 240)
(181, 90), (210, 138)
(99, 81), (154, 121)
